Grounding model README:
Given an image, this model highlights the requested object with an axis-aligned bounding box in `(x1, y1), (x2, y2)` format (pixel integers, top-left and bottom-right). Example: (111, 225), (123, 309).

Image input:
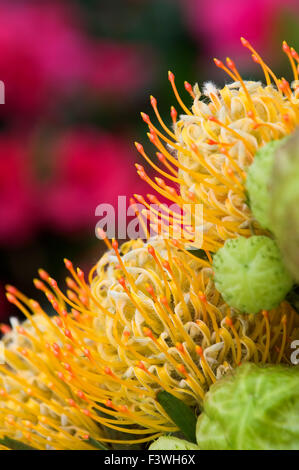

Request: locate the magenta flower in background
(181, 0), (299, 68)
(40, 129), (146, 234)
(0, 136), (37, 245)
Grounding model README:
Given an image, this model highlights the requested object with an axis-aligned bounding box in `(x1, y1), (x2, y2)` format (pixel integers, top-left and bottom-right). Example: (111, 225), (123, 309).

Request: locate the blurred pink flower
(88, 42), (155, 98)
(0, 135), (37, 245)
(40, 129), (146, 234)
(182, 0), (299, 67)
(0, 1), (90, 119)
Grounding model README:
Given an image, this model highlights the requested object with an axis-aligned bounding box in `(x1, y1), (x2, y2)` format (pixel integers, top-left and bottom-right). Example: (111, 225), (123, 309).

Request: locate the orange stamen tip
(81, 434), (90, 440)
(177, 364), (187, 375)
(148, 245), (156, 256)
(68, 398), (76, 407)
(0, 324), (11, 334)
(76, 390), (86, 400)
(146, 284), (155, 297)
(112, 239), (118, 250)
(64, 258), (73, 270)
(160, 296), (168, 307)
(195, 345), (203, 356)
(225, 316), (233, 326)
(176, 342), (184, 353)
(213, 58), (223, 67)
(150, 95), (157, 107)
(208, 115), (218, 122)
(17, 326), (26, 335)
(157, 152), (165, 162)
(184, 81), (192, 92)
(247, 110), (254, 118)
(104, 366), (113, 376)
(141, 112), (150, 124)
(240, 37), (249, 46)
(105, 399), (113, 408)
(48, 278), (57, 289)
(162, 260), (170, 271)
(135, 142), (144, 153)
(64, 329), (72, 339)
(168, 71), (175, 82)
(118, 276), (126, 288)
(282, 41), (290, 53)
(198, 292), (206, 303)
(5, 285), (18, 295)
(143, 327), (153, 338)
(262, 310), (269, 318)
(97, 227), (107, 240)
(82, 409), (91, 417)
(6, 293), (16, 304)
(170, 106), (177, 120)
(38, 269), (49, 281)
(226, 57), (235, 69)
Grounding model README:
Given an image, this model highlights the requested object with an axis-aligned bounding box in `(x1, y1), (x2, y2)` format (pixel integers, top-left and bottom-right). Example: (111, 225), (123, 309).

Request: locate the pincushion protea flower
(0, 236), (298, 449)
(134, 38), (299, 251)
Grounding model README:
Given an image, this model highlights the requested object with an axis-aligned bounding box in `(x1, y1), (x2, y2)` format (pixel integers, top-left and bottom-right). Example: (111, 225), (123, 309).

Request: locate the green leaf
(85, 436), (108, 450)
(186, 249), (209, 261)
(0, 436), (37, 450)
(156, 391), (197, 443)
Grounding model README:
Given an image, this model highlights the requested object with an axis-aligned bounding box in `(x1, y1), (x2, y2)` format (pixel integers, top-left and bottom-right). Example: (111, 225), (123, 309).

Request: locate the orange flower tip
(57, 371), (65, 380)
(123, 330), (130, 338)
(208, 115), (218, 122)
(226, 57), (235, 69)
(111, 238), (118, 250)
(135, 141), (144, 153)
(76, 390), (86, 401)
(120, 405), (128, 413)
(176, 342), (184, 352)
(141, 112), (150, 124)
(207, 139), (217, 145)
(118, 276), (126, 288)
(247, 110), (254, 118)
(147, 245), (155, 256)
(162, 260), (170, 271)
(38, 269), (49, 281)
(20, 348), (28, 357)
(282, 41), (290, 53)
(146, 284), (155, 296)
(283, 113), (290, 122)
(81, 434), (90, 440)
(137, 361), (146, 371)
(129, 197), (136, 206)
(170, 106), (177, 120)
(240, 37), (249, 47)
(187, 191), (195, 200)
(83, 347), (91, 359)
(143, 327), (153, 338)
(105, 399), (113, 408)
(6, 293), (17, 304)
(81, 409), (91, 417)
(48, 277), (57, 289)
(150, 95), (157, 107)
(135, 163), (144, 172)
(68, 398), (76, 407)
(291, 48), (299, 60)
(55, 317), (63, 328)
(251, 54), (259, 63)
(198, 292), (207, 303)
(5, 284), (17, 295)
(0, 388), (7, 397)
(64, 329), (72, 339)
(0, 324), (11, 334)
(155, 177), (165, 187)
(157, 152), (165, 162)
(159, 296), (168, 307)
(17, 326), (26, 335)
(104, 366), (113, 376)
(262, 309), (269, 318)
(177, 364), (187, 375)
(195, 345), (203, 356)
(213, 58), (223, 68)
(168, 70), (175, 82)
(225, 316), (233, 326)
(184, 81), (192, 92)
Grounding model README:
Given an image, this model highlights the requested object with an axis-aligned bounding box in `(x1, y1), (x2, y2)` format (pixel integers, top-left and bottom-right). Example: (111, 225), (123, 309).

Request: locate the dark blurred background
(0, 0), (298, 322)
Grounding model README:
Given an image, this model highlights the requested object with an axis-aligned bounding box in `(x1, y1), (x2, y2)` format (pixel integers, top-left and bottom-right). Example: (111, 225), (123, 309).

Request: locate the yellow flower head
(0, 236), (298, 449)
(134, 39), (299, 252)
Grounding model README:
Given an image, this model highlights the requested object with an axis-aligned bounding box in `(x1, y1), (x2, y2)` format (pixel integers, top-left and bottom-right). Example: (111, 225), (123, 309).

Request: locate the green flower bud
(196, 363), (299, 450)
(213, 236), (293, 314)
(270, 129), (299, 282)
(246, 138), (287, 230)
(149, 436), (200, 450)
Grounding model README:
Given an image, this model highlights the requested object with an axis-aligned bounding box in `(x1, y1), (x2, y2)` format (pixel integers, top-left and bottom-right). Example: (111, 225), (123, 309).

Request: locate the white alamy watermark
(95, 196), (203, 249)
(0, 81), (5, 104)
(291, 340), (299, 365)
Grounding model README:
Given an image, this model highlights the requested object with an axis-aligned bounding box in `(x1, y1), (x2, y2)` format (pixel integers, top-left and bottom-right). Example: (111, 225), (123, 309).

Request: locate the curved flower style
(134, 39), (299, 251)
(0, 237), (297, 449)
